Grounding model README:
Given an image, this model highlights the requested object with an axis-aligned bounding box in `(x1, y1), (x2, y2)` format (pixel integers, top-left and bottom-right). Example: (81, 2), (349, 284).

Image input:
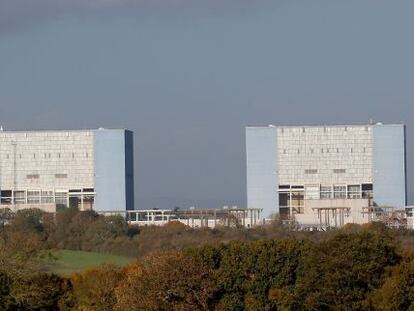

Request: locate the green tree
(196, 239), (312, 310)
(8, 208), (44, 234)
(293, 224), (400, 310)
(82, 215), (129, 251)
(0, 271), (15, 310)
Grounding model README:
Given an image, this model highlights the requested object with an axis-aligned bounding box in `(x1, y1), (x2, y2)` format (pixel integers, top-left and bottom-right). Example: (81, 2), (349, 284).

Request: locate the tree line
(1, 208), (414, 310)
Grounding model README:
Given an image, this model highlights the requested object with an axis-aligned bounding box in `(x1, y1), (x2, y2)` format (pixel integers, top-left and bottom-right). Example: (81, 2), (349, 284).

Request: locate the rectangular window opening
(27, 174), (40, 179)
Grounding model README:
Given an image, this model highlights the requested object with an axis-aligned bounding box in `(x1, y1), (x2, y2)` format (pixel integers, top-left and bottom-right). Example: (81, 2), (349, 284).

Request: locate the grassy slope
(42, 249), (135, 276)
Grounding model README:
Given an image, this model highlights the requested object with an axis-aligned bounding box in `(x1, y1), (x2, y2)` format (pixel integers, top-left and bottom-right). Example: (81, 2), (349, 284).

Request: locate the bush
(11, 273), (70, 310)
(71, 265), (125, 311)
(0, 271), (15, 310)
(293, 224), (400, 310)
(371, 259), (414, 310)
(115, 251), (217, 310)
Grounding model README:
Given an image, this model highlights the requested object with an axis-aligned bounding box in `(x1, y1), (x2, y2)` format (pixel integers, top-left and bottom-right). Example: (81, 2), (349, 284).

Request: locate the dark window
(279, 193), (289, 207)
(362, 184), (373, 191)
(279, 185), (290, 189)
(69, 196), (80, 209)
(362, 183), (373, 199)
(1, 190), (12, 204)
(27, 174), (40, 179)
(279, 207), (289, 220)
(55, 174), (68, 179)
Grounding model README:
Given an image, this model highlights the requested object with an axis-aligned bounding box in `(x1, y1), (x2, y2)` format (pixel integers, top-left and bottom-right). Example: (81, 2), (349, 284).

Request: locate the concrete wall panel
(373, 124), (407, 208)
(93, 129), (128, 211)
(246, 127), (278, 218)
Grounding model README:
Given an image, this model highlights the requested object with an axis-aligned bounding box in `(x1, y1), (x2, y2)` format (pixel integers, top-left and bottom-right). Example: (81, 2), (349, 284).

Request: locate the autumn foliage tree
(371, 259), (414, 310)
(115, 251), (217, 310)
(70, 265), (125, 311)
(3, 208), (414, 310)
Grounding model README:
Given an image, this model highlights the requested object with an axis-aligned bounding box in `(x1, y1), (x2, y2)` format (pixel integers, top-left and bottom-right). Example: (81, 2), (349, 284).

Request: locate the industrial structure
(406, 206), (414, 229)
(246, 123), (407, 228)
(99, 207), (263, 228)
(0, 128), (134, 212)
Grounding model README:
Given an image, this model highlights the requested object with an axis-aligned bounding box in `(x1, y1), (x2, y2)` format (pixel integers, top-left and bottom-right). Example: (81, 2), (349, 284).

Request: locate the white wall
(277, 126), (373, 186)
(0, 130), (95, 191)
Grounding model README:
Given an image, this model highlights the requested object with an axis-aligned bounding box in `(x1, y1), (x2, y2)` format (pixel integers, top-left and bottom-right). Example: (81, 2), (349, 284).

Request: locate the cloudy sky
(0, 0), (413, 208)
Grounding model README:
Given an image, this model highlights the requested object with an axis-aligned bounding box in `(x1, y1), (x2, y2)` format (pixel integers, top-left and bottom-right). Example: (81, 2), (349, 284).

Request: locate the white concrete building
(0, 128), (134, 212)
(246, 124), (407, 228)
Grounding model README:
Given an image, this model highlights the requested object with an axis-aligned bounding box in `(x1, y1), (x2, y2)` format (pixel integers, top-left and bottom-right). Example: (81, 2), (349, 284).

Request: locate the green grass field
(41, 249), (135, 276)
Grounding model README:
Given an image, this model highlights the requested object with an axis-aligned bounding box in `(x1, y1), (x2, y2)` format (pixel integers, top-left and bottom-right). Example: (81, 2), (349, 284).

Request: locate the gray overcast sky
(0, 0), (413, 208)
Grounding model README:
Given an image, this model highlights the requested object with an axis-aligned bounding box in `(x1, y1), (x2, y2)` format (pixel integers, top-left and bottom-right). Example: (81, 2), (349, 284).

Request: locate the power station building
(0, 128), (134, 212)
(246, 124), (407, 227)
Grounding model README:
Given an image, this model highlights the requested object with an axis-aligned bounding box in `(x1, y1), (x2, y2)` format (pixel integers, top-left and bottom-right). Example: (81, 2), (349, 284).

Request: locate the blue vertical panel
(124, 130), (134, 210)
(246, 126), (278, 218)
(373, 124), (407, 208)
(94, 129), (127, 212)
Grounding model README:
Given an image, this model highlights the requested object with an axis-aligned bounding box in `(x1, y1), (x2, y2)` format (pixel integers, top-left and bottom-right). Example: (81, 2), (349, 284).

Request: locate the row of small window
(2, 152), (90, 160)
(304, 169), (346, 174)
(27, 174), (68, 179)
(279, 126), (370, 134)
(0, 132), (91, 138)
(319, 184), (372, 199)
(0, 189), (95, 205)
(282, 147), (369, 154)
(279, 184), (373, 190)
(278, 184), (373, 201)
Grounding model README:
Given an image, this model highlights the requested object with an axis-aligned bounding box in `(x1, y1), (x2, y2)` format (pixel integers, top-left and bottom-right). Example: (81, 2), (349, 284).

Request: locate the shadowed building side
(93, 129), (134, 211)
(373, 124), (407, 209)
(246, 126), (278, 218)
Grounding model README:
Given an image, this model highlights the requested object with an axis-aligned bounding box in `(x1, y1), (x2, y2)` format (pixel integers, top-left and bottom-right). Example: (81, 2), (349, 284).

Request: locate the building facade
(246, 124), (407, 227)
(0, 128), (134, 212)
